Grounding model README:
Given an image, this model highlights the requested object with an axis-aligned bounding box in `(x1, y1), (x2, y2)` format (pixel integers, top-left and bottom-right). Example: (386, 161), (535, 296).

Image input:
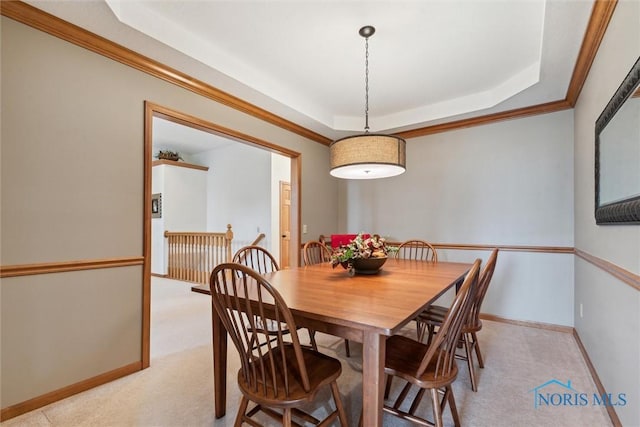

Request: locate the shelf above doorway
(152, 160), (209, 171)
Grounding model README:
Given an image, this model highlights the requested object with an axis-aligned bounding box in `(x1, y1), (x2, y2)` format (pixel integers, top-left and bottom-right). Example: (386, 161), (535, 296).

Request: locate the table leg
(212, 302), (227, 418)
(362, 332), (385, 427)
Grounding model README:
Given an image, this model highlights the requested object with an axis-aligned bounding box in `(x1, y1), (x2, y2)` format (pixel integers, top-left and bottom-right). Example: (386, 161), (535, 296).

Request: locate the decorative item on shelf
(330, 233), (397, 276)
(155, 150), (183, 161)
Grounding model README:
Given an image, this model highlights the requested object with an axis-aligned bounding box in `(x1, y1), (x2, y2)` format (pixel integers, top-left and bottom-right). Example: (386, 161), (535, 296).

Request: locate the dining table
(192, 258), (472, 427)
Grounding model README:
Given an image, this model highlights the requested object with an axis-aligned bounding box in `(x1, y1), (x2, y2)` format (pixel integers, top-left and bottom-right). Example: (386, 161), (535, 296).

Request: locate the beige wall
(0, 15), (338, 408)
(573, 1), (640, 425)
(339, 111), (576, 326)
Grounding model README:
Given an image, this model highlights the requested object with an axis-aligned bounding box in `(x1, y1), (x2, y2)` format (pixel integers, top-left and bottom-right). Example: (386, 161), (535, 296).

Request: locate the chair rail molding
(574, 248), (640, 291)
(0, 257), (144, 278)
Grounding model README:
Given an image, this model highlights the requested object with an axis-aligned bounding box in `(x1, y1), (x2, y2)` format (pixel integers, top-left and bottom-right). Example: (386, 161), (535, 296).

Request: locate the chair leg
(416, 319), (425, 341)
(309, 329), (318, 351)
(409, 388), (426, 415)
(394, 382), (413, 409)
(445, 385), (461, 427)
(234, 396), (250, 427)
(344, 339), (351, 357)
(330, 381), (349, 426)
(283, 408), (292, 427)
(463, 334), (478, 392)
(384, 375), (393, 399)
(426, 324), (436, 347)
(472, 331), (484, 368)
(430, 387), (444, 427)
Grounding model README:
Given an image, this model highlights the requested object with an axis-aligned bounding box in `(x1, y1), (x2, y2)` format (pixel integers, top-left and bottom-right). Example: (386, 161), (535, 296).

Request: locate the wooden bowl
(351, 256), (387, 275)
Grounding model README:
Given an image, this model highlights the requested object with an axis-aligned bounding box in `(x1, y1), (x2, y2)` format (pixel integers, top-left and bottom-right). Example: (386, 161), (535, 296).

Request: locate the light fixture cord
(364, 35), (370, 133)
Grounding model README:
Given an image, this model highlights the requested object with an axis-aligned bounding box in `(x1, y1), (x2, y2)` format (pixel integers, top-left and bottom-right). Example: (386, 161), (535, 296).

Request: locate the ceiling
(25, 0), (594, 142)
(153, 117), (232, 156)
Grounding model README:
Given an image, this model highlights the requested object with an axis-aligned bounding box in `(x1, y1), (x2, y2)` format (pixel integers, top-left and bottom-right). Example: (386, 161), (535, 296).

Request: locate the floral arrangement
(330, 233), (397, 269)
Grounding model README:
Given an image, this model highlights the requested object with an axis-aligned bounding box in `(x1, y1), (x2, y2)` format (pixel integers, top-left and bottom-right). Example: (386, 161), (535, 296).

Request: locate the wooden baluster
(209, 235), (214, 283)
(171, 235), (175, 279)
(189, 234), (194, 283)
(170, 235), (175, 280)
(201, 235), (206, 285)
(180, 235), (185, 281)
(177, 235), (182, 281)
(175, 235), (179, 281)
(185, 234), (190, 282)
(191, 234), (195, 282)
(194, 234), (198, 283)
(199, 234), (205, 284)
(166, 234), (171, 279)
(201, 235), (206, 284)
(199, 234), (204, 283)
(187, 234), (191, 281)
(166, 235), (171, 279)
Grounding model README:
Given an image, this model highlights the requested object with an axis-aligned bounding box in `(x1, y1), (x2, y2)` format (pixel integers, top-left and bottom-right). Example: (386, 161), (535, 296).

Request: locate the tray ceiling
(24, 0), (594, 140)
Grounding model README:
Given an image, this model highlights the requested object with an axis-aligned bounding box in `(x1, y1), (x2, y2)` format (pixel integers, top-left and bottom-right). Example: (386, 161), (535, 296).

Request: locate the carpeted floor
(2, 277), (612, 426)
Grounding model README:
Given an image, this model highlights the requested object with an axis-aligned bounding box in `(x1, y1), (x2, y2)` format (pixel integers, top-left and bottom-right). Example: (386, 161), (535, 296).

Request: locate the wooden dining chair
(418, 248), (499, 392)
(210, 263), (349, 427)
(395, 239), (439, 339)
(381, 259), (480, 427)
(302, 240), (332, 266)
(232, 245), (280, 274)
(395, 239), (438, 262)
(233, 245), (318, 351)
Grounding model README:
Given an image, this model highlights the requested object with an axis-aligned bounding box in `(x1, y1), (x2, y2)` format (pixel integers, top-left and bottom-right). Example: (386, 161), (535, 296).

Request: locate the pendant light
(330, 26), (406, 179)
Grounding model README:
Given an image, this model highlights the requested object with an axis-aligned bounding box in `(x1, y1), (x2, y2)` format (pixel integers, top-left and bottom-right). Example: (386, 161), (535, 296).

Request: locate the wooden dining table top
(193, 258), (471, 338)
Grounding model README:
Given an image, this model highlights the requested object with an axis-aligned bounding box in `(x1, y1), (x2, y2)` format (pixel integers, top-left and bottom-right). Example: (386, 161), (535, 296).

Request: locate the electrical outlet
(303, 224), (308, 234)
(579, 303), (583, 318)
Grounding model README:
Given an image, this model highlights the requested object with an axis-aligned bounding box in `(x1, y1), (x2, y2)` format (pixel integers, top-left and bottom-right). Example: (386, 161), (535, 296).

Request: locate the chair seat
(419, 305), (483, 333)
(238, 343), (342, 408)
(385, 335), (458, 389)
(251, 317), (289, 333)
(250, 318), (305, 336)
(417, 304), (446, 322)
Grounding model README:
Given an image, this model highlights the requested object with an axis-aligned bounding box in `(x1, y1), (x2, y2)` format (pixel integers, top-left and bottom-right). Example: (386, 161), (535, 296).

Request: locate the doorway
(142, 101), (302, 367)
(279, 181), (291, 268)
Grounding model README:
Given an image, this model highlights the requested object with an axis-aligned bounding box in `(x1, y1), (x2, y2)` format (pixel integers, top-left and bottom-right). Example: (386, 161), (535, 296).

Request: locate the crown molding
(565, 0), (618, 106)
(0, 0), (618, 144)
(395, 99), (572, 139)
(0, 0), (332, 145)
